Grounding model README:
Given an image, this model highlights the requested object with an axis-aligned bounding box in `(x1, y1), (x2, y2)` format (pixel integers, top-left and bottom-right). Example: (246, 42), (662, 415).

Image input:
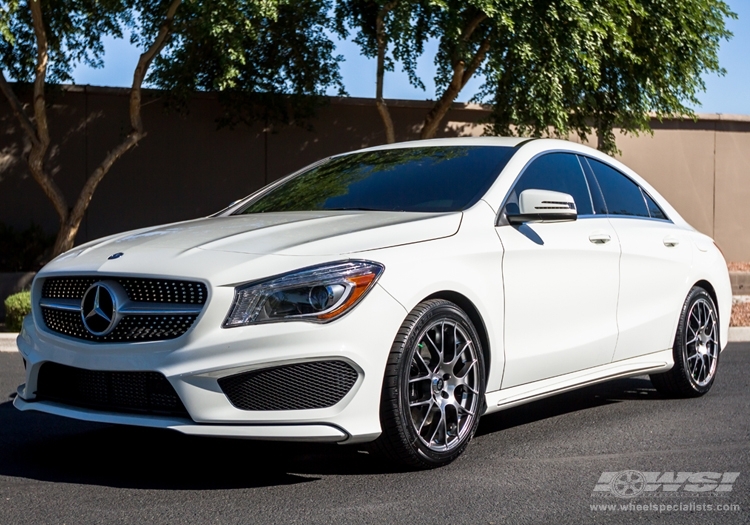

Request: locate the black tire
(373, 299), (486, 469)
(650, 287), (720, 397)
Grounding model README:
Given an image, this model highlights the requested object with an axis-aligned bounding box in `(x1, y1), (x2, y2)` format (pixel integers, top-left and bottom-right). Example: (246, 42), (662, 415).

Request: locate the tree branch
(60, 132), (144, 252)
(0, 72), (40, 145)
(375, 0), (398, 144)
(461, 12), (487, 43)
(57, 0), (183, 255)
(130, 0), (182, 133)
(461, 37), (490, 89)
(29, 0), (49, 147)
(26, 0), (70, 237)
(420, 12), (490, 139)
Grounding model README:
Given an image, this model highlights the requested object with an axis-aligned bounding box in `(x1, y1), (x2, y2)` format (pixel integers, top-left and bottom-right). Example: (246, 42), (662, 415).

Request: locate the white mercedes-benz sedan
(14, 137), (731, 468)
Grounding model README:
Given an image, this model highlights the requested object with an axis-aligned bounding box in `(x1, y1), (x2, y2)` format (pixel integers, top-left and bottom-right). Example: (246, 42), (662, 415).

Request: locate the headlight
(223, 260), (385, 327)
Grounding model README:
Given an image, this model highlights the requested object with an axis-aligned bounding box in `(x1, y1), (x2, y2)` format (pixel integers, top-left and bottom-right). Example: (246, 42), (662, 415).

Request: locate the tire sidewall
(676, 288), (720, 395)
(395, 301), (486, 465)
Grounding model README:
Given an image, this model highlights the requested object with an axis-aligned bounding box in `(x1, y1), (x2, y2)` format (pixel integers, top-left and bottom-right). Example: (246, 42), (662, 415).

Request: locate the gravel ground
(729, 263), (750, 326)
(728, 262), (750, 272)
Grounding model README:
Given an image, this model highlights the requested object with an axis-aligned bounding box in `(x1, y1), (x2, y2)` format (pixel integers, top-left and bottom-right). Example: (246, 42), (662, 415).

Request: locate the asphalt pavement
(0, 346), (748, 524)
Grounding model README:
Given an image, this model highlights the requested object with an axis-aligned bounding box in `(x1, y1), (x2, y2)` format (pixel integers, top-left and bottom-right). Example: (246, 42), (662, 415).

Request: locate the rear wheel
(650, 287), (720, 397)
(374, 299), (486, 469)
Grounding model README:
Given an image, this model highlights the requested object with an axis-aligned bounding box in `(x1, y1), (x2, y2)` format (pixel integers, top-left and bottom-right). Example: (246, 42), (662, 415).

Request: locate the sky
(71, 0), (750, 116)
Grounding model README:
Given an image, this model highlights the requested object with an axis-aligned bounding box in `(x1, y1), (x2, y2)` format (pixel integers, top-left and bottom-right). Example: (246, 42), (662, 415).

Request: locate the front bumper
(13, 390), (348, 441)
(15, 283), (407, 444)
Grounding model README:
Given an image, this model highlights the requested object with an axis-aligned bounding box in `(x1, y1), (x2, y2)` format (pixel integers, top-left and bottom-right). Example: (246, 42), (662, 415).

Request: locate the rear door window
(585, 158), (649, 218)
(642, 190), (669, 220)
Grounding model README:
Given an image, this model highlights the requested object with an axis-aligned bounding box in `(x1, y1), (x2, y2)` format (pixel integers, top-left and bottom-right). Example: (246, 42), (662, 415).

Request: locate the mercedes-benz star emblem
(81, 282), (121, 335)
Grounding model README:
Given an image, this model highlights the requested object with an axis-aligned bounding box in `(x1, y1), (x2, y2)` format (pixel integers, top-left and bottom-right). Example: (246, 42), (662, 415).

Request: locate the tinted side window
(507, 153), (593, 215)
(643, 190), (669, 220)
(586, 158), (649, 217)
(578, 155), (608, 214)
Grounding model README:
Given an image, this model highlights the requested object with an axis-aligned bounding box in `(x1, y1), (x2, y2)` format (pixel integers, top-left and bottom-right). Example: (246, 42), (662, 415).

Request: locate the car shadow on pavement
(476, 376), (659, 437)
(0, 398), (399, 490)
(0, 377), (660, 489)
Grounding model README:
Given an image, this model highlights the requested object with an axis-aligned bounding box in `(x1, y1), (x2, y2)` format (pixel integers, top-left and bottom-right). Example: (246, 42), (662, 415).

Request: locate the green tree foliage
(147, 0), (344, 128)
(567, 0), (735, 153)
(335, 0), (434, 142)
(0, 0), (129, 84)
(337, 0), (734, 153)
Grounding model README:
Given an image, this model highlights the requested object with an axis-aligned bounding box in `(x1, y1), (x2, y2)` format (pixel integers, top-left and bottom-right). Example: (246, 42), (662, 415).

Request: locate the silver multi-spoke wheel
(685, 297), (718, 387)
(650, 287), (720, 397)
(375, 299), (486, 468)
(407, 319), (480, 452)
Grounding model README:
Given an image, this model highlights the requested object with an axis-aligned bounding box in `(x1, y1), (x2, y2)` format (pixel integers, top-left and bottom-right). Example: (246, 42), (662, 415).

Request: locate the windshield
(234, 146), (516, 214)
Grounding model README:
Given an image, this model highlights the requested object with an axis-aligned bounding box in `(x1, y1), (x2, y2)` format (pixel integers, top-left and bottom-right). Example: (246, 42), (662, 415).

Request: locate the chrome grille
(42, 307), (198, 342)
(39, 275), (207, 342)
(43, 276), (207, 304)
(218, 361), (359, 411)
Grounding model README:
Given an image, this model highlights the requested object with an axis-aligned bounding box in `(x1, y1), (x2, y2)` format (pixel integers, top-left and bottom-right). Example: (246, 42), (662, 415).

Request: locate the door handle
(589, 233), (611, 244)
(663, 236), (680, 247)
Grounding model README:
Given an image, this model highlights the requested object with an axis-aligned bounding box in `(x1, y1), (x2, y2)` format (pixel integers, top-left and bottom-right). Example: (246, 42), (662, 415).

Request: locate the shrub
(4, 290), (31, 332)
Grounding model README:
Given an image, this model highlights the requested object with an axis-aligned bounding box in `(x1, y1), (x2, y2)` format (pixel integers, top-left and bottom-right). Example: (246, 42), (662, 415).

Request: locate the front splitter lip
(13, 391), (349, 443)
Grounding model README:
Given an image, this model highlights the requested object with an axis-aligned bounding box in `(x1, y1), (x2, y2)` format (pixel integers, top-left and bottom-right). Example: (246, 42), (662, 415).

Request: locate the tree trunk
(0, 0), (184, 258)
(420, 13), (489, 140)
(28, 0), (71, 256)
(375, 1), (398, 144)
(52, 0), (183, 256)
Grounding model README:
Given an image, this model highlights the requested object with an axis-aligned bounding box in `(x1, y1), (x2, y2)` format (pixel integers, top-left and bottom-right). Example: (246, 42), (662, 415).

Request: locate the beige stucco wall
(614, 117), (750, 261)
(1, 86), (749, 259)
(714, 123), (750, 261)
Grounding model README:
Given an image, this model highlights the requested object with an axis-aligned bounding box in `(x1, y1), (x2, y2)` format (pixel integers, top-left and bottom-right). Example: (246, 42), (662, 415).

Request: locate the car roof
(337, 136), (531, 156)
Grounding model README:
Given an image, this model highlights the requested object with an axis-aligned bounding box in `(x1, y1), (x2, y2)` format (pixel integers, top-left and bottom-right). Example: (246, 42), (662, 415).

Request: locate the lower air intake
(218, 360), (359, 411)
(36, 362), (190, 417)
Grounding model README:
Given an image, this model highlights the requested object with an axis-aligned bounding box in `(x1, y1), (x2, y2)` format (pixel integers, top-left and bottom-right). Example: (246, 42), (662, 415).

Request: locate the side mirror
(506, 189), (577, 224)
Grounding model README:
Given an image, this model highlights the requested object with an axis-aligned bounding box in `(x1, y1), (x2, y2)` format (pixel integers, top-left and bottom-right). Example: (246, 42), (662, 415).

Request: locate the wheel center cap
(697, 331), (710, 355)
(432, 377), (444, 393)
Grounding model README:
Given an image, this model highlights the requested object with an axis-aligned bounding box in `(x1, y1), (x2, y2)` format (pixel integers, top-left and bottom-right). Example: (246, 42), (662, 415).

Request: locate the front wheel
(650, 287), (720, 397)
(374, 299), (486, 469)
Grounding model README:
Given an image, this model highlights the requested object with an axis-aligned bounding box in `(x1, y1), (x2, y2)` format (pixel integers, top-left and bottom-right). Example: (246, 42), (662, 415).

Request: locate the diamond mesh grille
(42, 307), (197, 342)
(40, 276), (206, 342)
(42, 276), (207, 304)
(218, 361), (359, 411)
(36, 362), (189, 417)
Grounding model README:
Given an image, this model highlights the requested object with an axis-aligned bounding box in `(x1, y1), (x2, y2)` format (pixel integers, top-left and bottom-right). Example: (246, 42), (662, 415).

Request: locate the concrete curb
(730, 272), (750, 296)
(728, 327), (750, 343)
(0, 332), (18, 352)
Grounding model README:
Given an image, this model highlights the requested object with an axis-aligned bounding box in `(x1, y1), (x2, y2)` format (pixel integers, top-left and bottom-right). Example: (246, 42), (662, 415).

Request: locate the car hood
(43, 211), (462, 275)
